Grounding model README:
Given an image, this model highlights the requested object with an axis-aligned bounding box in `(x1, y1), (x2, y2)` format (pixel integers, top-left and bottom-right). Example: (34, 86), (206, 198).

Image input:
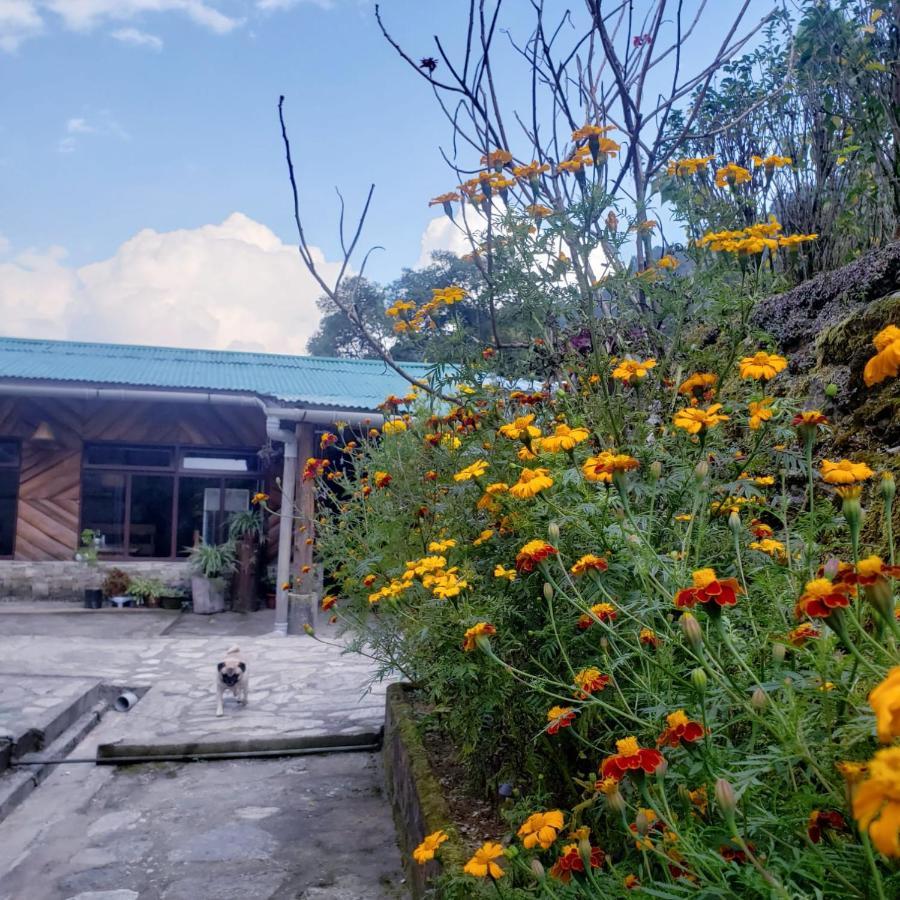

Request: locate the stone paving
(0, 675), (100, 745)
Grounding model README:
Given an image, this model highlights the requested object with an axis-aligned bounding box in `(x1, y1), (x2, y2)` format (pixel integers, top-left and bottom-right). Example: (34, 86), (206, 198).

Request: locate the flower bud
(605, 784), (626, 814)
(881, 471), (896, 503)
(681, 612), (703, 652)
(690, 667), (708, 693)
(677, 784), (691, 806)
(772, 642), (786, 664)
(655, 757), (668, 779)
(635, 808), (652, 835)
(543, 582), (554, 602)
(823, 557), (840, 580)
(505, 844), (519, 859)
(715, 778), (737, 818)
(548, 521), (561, 542)
(728, 510), (742, 535)
(530, 859), (546, 882)
(825, 382), (838, 399)
(614, 507), (626, 521)
(694, 460), (709, 483)
(649, 460), (663, 482)
(600, 637), (609, 651)
(751, 686), (767, 710)
(578, 836), (593, 870)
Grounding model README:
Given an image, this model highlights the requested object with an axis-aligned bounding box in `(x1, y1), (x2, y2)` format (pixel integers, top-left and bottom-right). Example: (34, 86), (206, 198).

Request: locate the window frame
(81, 442), (262, 560)
(0, 439), (20, 559)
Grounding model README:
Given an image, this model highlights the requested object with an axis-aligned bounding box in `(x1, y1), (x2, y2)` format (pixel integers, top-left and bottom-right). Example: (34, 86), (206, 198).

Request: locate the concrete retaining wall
(0, 561), (191, 602)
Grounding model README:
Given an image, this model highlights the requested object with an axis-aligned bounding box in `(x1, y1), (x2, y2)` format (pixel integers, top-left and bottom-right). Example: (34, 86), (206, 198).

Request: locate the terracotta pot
(266, 592), (277, 609)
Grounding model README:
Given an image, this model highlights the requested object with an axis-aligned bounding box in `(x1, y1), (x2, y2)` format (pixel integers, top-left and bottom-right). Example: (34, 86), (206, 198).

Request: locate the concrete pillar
(293, 424), (316, 590)
(273, 429), (298, 636)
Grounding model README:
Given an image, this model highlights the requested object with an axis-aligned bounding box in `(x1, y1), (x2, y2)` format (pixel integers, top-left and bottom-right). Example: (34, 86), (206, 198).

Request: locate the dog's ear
(238, 662), (246, 672)
(217, 662), (226, 671)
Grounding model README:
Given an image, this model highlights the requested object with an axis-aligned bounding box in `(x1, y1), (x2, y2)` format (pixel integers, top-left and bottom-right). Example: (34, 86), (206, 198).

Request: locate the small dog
(215, 645), (249, 717)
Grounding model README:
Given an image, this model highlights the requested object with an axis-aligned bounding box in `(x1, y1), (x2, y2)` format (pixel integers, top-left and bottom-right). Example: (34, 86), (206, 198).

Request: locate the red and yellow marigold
(515, 540), (558, 572)
(600, 736), (664, 781)
(657, 709), (705, 748)
(674, 568), (742, 609)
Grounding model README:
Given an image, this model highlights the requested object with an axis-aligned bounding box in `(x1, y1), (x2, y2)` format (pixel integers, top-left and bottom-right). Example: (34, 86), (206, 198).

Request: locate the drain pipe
(266, 416), (298, 636)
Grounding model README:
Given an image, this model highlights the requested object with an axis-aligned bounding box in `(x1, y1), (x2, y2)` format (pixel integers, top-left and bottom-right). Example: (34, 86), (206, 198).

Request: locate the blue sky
(0, 0), (775, 354)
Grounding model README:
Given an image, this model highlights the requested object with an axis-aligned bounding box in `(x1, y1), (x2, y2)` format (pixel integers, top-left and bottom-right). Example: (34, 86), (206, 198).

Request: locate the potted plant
(188, 541), (236, 614)
(228, 509), (264, 613)
(77, 529), (103, 608)
(128, 576), (165, 608)
(101, 568), (132, 608)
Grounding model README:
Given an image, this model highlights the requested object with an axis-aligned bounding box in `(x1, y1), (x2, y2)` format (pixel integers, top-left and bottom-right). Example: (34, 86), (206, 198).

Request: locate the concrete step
(0, 698), (107, 823)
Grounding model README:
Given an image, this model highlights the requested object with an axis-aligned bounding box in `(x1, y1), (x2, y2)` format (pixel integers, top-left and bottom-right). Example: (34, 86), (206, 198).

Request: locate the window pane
(82, 471), (127, 555)
(177, 477), (216, 555)
(129, 475), (174, 558)
(0, 441), (19, 467)
(181, 450), (258, 473)
(85, 445), (173, 469)
(0, 469), (17, 555)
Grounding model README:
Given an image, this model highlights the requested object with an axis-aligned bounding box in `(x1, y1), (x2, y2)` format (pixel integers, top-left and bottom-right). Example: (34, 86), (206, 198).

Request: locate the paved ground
(0, 609), (406, 900)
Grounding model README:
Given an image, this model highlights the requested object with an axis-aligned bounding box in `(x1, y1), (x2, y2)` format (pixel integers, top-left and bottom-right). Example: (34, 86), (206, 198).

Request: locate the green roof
(0, 337), (434, 411)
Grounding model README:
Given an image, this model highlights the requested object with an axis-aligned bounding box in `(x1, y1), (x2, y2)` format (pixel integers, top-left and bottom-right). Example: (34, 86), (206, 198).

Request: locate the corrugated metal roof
(0, 337), (435, 411)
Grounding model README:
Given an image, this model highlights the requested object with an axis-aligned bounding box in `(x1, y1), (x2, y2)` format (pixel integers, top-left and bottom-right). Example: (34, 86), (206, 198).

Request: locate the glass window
(129, 475), (174, 558)
(0, 469), (17, 556)
(85, 445), (173, 469)
(81, 471), (127, 555)
(0, 441), (19, 467)
(181, 450), (258, 472)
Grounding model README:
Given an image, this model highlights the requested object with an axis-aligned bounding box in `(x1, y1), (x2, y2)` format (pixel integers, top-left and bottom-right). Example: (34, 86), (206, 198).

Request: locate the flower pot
(191, 575), (226, 614)
(84, 588), (103, 610)
(160, 595), (183, 611)
(145, 596), (160, 609)
(265, 592), (277, 610)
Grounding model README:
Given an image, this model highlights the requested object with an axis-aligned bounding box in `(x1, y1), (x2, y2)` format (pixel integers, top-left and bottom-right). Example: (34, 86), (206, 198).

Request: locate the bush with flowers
(289, 5), (900, 896)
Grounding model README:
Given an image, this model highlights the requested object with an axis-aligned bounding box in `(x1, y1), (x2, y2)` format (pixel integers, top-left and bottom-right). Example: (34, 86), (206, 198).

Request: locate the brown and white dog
(216, 645), (249, 716)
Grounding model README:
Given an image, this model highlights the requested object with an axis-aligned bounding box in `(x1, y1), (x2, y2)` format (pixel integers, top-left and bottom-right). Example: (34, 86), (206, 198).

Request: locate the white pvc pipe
(272, 427), (298, 636)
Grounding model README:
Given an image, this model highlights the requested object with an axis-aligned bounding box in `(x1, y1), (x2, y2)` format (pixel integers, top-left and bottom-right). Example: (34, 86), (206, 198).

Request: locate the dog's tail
(226, 644), (240, 656)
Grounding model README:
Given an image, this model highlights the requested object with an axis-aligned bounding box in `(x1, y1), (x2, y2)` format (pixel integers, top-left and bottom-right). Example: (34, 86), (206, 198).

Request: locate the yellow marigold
(749, 538), (786, 562)
(612, 357), (657, 383)
(715, 162), (752, 187)
(570, 554), (608, 576)
(463, 841), (505, 878)
(751, 154), (792, 170)
(667, 155), (714, 176)
(657, 254), (679, 270)
(473, 529), (494, 546)
(571, 123), (616, 141)
(526, 203), (555, 219)
(453, 460), (489, 482)
(480, 149), (512, 167)
(428, 539), (457, 553)
(494, 564), (517, 581)
(485, 482), (509, 495)
(386, 299), (416, 317)
(541, 423), (590, 453)
(428, 192), (460, 207)
(864, 324), (900, 387)
(498, 414), (541, 441)
(739, 351), (788, 380)
(462, 622), (496, 652)
(748, 397), (775, 431)
(509, 467), (554, 499)
(404, 555), (447, 578)
(429, 571), (468, 599)
(853, 746), (900, 857)
(413, 830), (449, 864)
(870, 667), (900, 744)
(382, 418), (408, 435)
(512, 161), (550, 180)
(820, 459), (875, 485)
(672, 403), (729, 434)
(678, 372), (717, 396)
(518, 810), (565, 850)
(582, 452), (639, 481)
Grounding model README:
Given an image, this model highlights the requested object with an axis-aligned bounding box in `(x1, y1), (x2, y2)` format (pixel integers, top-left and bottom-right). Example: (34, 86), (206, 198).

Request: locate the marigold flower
(674, 568), (743, 609)
(302, 458), (329, 481)
(678, 372), (717, 396)
(462, 622), (496, 652)
(515, 540), (558, 572)
(792, 410), (828, 428)
(600, 736), (664, 781)
(362, 574), (377, 588)
(578, 602), (617, 629)
(657, 254), (679, 270)
(321, 595), (337, 611)
(509, 467), (554, 499)
(512, 161), (550, 180)
(714, 162), (752, 187)
(752, 154), (792, 170)
(413, 829), (449, 863)
(795, 577), (855, 620)
(428, 539), (456, 553)
(787, 621), (820, 647)
(498, 414), (541, 441)
(541, 423), (589, 453)
(582, 452), (639, 481)
(453, 460), (488, 482)
(518, 810), (565, 849)
(624, 873), (641, 889)
(639, 627), (661, 647)
(870, 667), (900, 744)
(526, 203), (555, 219)
(574, 667), (610, 697)
(428, 192), (460, 207)
(820, 459), (875, 485)
(549, 843), (604, 883)
(673, 403), (729, 434)
(864, 324), (900, 387)
(480, 148), (512, 168)
(251, 491), (269, 505)
(473, 529), (494, 546)
(374, 470), (392, 489)
(385, 299), (416, 317)
(853, 746), (900, 857)
(570, 554), (608, 576)
(657, 709), (705, 748)
(749, 538), (787, 562)
(547, 706), (576, 734)
(493, 564), (517, 581)
(739, 351), (788, 380)
(463, 841), (505, 879)
(719, 842), (752, 864)
(747, 397), (775, 430)
(667, 155), (714, 176)
(807, 810), (846, 844)
(612, 357), (657, 383)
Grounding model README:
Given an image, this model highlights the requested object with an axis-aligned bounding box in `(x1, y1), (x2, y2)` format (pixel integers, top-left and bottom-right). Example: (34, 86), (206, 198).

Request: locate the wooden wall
(0, 395), (269, 561)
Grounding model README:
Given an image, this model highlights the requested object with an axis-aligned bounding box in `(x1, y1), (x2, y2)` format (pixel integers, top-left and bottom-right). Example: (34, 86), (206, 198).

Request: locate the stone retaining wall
(0, 561), (191, 602)
(383, 683), (465, 899)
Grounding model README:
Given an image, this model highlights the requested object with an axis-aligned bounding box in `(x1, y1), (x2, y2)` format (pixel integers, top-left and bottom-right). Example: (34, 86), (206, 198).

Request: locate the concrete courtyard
(0, 608), (405, 900)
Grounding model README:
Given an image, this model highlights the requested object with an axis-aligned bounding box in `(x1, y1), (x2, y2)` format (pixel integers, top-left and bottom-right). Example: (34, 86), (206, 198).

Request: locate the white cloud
(57, 110), (128, 153)
(0, 233), (10, 256)
(0, 213), (341, 354)
(110, 26), (162, 50)
(417, 215), (473, 268)
(0, 0), (43, 50)
(66, 117), (94, 134)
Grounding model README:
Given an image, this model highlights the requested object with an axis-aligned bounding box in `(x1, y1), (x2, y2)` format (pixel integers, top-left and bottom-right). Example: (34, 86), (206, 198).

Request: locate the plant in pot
(188, 541), (236, 615)
(227, 509), (264, 614)
(128, 576), (165, 609)
(76, 529), (103, 609)
(101, 568), (132, 608)
(159, 587), (186, 611)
